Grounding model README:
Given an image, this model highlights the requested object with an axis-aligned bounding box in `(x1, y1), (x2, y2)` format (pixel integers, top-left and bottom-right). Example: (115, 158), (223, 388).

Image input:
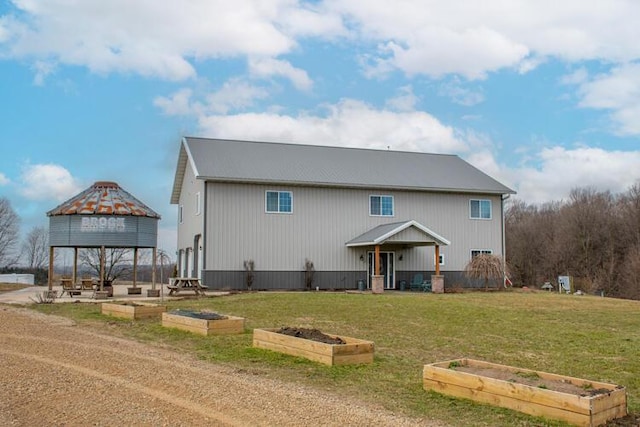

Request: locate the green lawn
(30, 291), (640, 426)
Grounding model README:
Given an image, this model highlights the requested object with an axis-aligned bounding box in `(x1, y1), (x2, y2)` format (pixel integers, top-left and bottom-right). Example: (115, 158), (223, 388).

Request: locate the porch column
(372, 245), (384, 294)
(431, 244), (444, 294)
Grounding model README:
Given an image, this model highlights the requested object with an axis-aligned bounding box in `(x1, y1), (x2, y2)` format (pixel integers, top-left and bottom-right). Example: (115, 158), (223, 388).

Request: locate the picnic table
(167, 277), (208, 296)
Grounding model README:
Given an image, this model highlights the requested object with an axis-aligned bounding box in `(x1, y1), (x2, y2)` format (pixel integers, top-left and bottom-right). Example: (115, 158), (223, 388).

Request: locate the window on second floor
(178, 205), (184, 224)
(195, 192), (201, 216)
(266, 191), (293, 213)
(470, 199), (492, 219)
(370, 195), (394, 216)
(471, 249), (493, 258)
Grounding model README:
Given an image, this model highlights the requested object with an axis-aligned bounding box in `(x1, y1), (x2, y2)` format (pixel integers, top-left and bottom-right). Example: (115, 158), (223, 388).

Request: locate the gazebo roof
(47, 181), (160, 218)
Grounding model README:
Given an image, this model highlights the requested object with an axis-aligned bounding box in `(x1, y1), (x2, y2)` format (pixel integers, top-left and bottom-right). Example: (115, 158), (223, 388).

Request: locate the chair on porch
(409, 274), (431, 292)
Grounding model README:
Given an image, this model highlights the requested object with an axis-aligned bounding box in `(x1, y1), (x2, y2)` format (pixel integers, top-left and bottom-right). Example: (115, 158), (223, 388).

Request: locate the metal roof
(47, 181), (160, 218)
(171, 137), (515, 204)
(346, 220), (450, 247)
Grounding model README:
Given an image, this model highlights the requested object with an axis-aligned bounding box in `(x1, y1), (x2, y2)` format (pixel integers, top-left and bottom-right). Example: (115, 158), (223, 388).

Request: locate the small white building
(0, 274), (34, 285)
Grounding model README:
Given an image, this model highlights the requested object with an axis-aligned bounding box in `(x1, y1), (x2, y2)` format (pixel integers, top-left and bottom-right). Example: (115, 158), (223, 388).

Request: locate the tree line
(506, 184), (640, 300)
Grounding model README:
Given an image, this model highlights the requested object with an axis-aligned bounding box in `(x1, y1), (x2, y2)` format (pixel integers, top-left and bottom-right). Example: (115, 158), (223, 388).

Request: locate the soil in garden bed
(277, 327), (345, 344)
(169, 310), (227, 320)
(452, 364), (619, 397)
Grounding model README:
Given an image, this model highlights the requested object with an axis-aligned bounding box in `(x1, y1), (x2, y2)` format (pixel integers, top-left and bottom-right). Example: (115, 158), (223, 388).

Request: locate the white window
(178, 205), (184, 224)
(370, 195), (394, 216)
(470, 199), (492, 219)
(195, 192), (201, 216)
(266, 191), (293, 213)
(435, 254), (445, 266)
(471, 249), (493, 258)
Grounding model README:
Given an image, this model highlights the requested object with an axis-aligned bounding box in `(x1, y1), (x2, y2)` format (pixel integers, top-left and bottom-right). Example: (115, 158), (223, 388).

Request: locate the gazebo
(46, 181), (161, 297)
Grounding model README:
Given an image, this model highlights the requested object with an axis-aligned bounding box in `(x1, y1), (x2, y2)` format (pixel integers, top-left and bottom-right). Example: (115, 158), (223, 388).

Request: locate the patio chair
(409, 274), (431, 292)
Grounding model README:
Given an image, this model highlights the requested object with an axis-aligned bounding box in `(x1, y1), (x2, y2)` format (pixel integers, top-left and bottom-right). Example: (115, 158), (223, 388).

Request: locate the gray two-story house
(170, 137), (515, 291)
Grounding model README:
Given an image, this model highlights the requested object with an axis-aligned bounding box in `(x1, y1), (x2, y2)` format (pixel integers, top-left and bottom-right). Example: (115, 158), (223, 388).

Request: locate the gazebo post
(100, 245), (105, 291)
(146, 247), (160, 297)
(48, 246), (54, 291)
(72, 247), (78, 286)
(152, 247), (157, 290)
(133, 247), (138, 288)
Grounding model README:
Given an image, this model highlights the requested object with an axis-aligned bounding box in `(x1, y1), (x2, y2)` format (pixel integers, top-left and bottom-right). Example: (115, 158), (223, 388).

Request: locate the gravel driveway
(0, 306), (443, 426)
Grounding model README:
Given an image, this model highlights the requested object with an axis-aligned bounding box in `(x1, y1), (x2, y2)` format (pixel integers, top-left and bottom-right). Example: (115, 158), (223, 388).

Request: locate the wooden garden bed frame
(101, 302), (167, 320)
(161, 312), (245, 336)
(252, 328), (374, 366)
(423, 358), (626, 427)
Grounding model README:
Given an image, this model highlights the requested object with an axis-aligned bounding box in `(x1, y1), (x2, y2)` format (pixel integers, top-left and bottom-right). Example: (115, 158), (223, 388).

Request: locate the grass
(28, 290), (640, 426)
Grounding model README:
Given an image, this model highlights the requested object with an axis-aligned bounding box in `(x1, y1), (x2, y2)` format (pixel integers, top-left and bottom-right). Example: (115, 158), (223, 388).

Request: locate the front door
(368, 251), (395, 289)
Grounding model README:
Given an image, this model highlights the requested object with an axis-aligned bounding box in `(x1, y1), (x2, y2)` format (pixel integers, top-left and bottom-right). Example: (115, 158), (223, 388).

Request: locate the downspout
(501, 194), (510, 287)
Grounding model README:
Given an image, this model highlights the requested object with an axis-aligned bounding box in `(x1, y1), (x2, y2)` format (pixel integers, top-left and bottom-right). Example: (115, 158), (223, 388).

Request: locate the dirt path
(0, 306), (443, 427)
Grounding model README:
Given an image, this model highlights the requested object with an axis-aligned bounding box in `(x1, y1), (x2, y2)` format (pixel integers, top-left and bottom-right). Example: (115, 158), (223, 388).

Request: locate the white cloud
(155, 79), (270, 116)
(330, 1), (640, 79)
(31, 60), (56, 85)
(154, 88), (197, 116)
(197, 98), (467, 153)
(248, 57), (313, 91)
(508, 146), (640, 204)
(438, 78), (484, 106)
(385, 85), (418, 112)
(0, 0), (344, 81)
(576, 63), (640, 135)
(560, 67), (589, 86)
(205, 79), (270, 113)
(19, 164), (81, 202)
(0, 172), (9, 186)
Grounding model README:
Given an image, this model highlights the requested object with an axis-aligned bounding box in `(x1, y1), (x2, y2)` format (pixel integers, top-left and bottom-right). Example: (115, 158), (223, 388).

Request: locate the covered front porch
(346, 220), (451, 293)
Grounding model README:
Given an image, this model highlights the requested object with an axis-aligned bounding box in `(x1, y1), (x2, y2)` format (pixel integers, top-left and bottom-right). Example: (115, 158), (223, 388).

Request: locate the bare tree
(22, 226), (49, 269)
(0, 197), (20, 268)
(79, 248), (132, 281)
(464, 254), (507, 290)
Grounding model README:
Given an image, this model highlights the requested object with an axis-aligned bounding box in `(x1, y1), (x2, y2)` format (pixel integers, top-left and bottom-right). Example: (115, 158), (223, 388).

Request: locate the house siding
(176, 162), (204, 276)
(201, 182), (504, 288)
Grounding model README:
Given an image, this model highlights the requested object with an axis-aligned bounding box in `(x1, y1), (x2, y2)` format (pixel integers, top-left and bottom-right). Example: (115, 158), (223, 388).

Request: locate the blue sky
(1, 0), (640, 259)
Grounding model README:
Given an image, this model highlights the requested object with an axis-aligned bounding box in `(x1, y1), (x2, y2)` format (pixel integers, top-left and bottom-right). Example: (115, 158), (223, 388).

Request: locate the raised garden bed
(423, 358), (627, 427)
(101, 302), (166, 320)
(252, 327), (374, 366)
(161, 310), (245, 336)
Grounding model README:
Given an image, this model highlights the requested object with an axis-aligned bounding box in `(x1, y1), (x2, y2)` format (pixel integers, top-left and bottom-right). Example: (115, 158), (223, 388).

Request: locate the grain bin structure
(47, 181), (161, 296)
